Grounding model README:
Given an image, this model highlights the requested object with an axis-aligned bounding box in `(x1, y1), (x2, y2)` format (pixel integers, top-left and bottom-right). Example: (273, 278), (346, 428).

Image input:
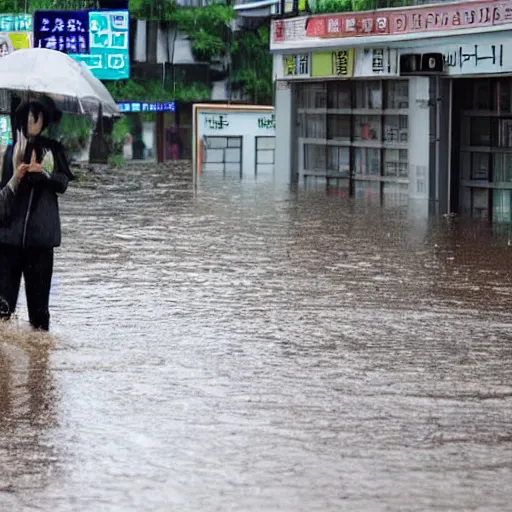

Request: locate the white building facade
(272, 1), (512, 221)
(192, 104), (276, 186)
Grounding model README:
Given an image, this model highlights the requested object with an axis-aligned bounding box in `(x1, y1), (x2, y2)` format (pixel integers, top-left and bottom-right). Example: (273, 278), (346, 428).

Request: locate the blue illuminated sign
(33, 11), (89, 54)
(117, 102), (176, 113)
(33, 10), (129, 80)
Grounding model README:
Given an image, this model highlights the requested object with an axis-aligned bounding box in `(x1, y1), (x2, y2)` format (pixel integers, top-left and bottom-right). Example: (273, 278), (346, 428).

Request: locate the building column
(274, 80), (293, 185)
(407, 77), (432, 217)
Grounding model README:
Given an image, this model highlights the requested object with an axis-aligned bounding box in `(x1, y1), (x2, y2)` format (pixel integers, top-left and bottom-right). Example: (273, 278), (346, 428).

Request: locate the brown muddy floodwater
(1, 167), (512, 511)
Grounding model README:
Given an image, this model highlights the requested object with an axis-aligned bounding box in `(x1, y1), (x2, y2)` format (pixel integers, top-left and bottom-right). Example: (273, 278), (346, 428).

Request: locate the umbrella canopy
(0, 48), (120, 117)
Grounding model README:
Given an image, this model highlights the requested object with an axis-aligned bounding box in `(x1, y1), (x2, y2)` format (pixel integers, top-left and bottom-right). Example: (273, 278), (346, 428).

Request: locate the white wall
(193, 106), (275, 182)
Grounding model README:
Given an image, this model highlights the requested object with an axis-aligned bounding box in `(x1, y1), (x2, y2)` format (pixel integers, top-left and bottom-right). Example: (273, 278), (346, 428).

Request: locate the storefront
(192, 104), (276, 187)
(271, 0), (512, 222)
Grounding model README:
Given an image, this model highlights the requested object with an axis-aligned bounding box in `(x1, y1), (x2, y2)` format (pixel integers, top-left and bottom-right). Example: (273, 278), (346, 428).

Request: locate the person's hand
(13, 130), (27, 169)
(14, 162), (28, 182)
(27, 150), (43, 173)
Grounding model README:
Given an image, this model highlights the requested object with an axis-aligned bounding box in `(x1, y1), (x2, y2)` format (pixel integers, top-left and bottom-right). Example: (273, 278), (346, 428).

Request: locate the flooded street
(1, 166), (512, 511)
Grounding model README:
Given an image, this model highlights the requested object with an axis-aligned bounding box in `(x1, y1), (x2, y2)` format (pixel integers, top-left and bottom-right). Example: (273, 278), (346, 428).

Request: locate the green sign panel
(0, 14), (32, 32)
(71, 10), (129, 80)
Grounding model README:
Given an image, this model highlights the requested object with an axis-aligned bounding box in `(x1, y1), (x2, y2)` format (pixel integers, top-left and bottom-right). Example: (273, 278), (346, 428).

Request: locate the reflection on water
(0, 327), (58, 508)
(1, 168), (512, 511)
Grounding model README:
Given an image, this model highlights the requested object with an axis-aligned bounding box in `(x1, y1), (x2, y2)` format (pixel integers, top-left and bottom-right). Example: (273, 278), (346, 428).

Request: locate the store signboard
(271, 0), (512, 50)
(0, 14), (32, 32)
(0, 13), (33, 58)
(276, 48), (398, 79)
(283, 54), (310, 77)
(311, 49), (354, 77)
(401, 33), (512, 76)
(354, 48), (398, 77)
(118, 101), (176, 113)
(34, 10), (129, 80)
(0, 31), (32, 57)
(34, 10), (89, 54)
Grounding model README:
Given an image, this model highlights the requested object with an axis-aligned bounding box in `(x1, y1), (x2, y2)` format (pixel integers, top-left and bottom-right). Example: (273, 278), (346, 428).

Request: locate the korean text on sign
(33, 11), (89, 54)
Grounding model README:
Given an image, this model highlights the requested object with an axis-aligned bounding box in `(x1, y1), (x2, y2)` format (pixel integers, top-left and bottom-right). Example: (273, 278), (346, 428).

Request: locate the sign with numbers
(33, 10), (129, 80)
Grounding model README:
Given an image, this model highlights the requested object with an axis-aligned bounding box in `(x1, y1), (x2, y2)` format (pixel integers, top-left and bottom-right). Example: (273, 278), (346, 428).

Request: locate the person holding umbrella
(0, 95), (74, 331)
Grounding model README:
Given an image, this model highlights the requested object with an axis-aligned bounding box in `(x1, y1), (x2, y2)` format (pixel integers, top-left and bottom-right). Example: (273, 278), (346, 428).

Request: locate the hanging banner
(311, 49), (354, 77)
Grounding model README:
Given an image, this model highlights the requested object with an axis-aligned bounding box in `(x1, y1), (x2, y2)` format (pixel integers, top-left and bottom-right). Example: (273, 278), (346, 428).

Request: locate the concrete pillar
(407, 77), (431, 217)
(274, 80), (293, 185)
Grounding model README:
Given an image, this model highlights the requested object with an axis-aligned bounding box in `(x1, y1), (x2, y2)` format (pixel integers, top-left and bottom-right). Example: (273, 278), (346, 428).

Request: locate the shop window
(384, 115), (408, 143)
(355, 81), (382, 109)
(327, 81), (351, 109)
(327, 114), (351, 141)
(471, 188), (489, 218)
(304, 114), (326, 139)
(469, 117), (491, 146)
(203, 136), (242, 175)
(384, 149), (408, 177)
(353, 115), (381, 141)
(297, 112), (308, 138)
(474, 80), (492, 110)
(353, 148), (380, 176)
(327, 146), (350, 174)
(382, 182), (409, 206)
(296, 83), (327, 109)
(497, 118), (512, 147)
(493, 153), (512, 182)
(256, 136), (275, 175)
(495, 80), (512, 113)
(470, 153), (490, 180)
(304, 144), (326, 171)
(493, 189), (512, 223)
(386, 80), (409, 109)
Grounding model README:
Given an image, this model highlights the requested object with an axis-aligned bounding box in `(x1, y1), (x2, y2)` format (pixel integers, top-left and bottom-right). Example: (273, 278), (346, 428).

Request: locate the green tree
(231, 22), (273, 104)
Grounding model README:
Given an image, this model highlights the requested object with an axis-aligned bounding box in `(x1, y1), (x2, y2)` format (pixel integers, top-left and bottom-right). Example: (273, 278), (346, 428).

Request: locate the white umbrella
(0, 48), (120, 116)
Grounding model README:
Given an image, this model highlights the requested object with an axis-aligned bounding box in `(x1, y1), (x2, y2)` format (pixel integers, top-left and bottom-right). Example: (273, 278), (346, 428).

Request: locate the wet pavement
(1, 167), (512, 511)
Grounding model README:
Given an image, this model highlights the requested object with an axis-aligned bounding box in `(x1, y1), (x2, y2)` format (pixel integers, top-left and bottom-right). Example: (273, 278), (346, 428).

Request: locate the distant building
(271, 0), (512, 223)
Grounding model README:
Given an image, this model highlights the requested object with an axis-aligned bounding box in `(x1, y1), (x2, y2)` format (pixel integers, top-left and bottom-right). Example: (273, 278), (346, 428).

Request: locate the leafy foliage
(104, 79), (211, 102)
(231, 23), (272, 104)
(0, 0), (95, 12)
(170, 5), (235, 62)
(310, 0), (409, 13)
(128, 0), (177, 21)
(48, 114), (93, 158)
